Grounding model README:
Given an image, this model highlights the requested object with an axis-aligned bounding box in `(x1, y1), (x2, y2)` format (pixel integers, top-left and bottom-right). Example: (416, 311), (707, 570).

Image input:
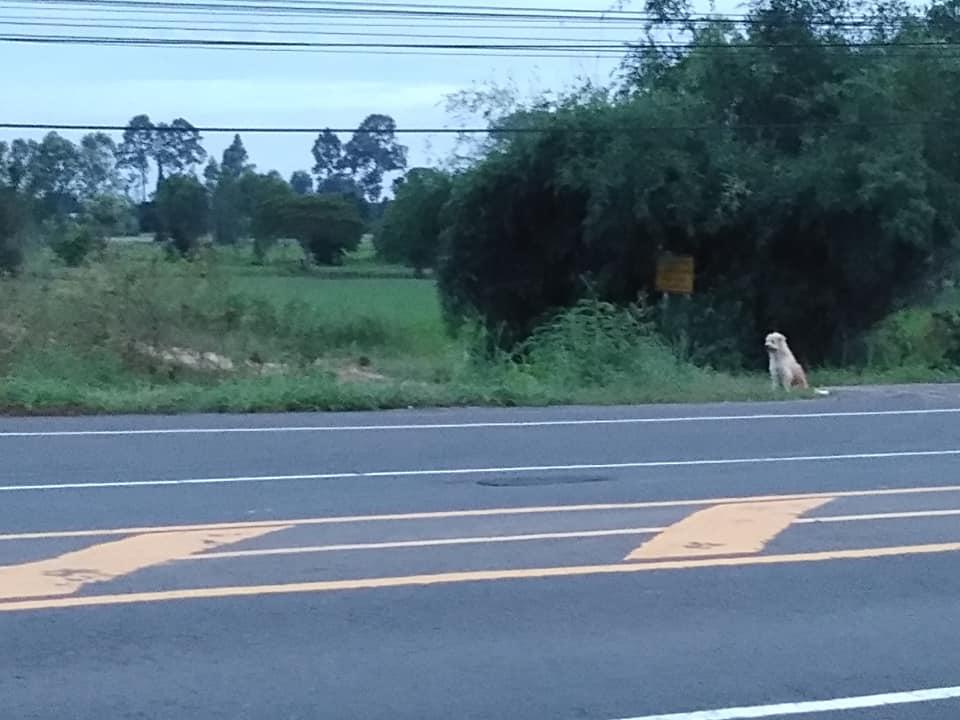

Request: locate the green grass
(230, 275), (450, 356)
(5, 237), (938, 416)
(0, 348), (787, 416)
(810, 365), (960, 387)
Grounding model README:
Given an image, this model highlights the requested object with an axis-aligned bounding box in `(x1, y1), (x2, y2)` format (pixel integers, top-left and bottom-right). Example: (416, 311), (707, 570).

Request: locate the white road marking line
(612, 684), (960, 719)
(3, 447), (960, 492)
(197, 506), (960, 561)
(798, 508), (960, 523)
(3, 488), (960, 541)
(193, 526), (666, 559)
(2, 406), (960, 438)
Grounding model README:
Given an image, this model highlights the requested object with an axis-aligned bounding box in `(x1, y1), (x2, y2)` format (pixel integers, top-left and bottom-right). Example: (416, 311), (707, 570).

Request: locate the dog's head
(764, 332), (787, 355)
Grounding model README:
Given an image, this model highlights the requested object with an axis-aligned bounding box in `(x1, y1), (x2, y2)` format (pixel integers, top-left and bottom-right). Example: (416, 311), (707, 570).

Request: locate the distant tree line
(0, 113), (407, 270)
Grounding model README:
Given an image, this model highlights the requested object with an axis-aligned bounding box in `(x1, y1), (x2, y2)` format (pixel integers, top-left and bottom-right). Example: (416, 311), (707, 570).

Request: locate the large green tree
(253, 191), (363, 265)
(341, 114), (408, 203)
(79, 132), (120, 200)
(311, 129), (343, 181)
(209, 136), (255, 245)
(28, 132), (83, 218)
(376, 167), (451, 275)
(290, 170), (313, 195)
(117, 114), (155, 201)
(438, 0), (960, 366)
(117, 115), (207, 197)
(221, 134), (251, 179)
(154, 118), (206, 187)
(0, 188), (25, 275)
(154, 175), (209, 256)
(310, 116), (408, 209)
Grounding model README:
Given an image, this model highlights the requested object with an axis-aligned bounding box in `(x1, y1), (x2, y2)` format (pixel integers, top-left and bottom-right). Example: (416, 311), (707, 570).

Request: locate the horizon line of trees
(0, 112), (409, 269)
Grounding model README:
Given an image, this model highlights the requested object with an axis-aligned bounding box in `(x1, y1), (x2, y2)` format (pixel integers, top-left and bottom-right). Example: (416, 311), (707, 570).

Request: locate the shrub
(253, 193), (363, 265)
(519, 299), (672, 386)
(48, 221), (105, 267)
(136, 201), (160, 234)
(155, 175), (209, 257)
(0, 190), (25, 276)
(86, 194), (139, 237)
(931, 309), (960, 368)
(375, 167), (451, 274)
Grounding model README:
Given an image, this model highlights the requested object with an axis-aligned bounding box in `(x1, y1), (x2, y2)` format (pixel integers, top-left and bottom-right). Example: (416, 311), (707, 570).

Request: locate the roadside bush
(442, 298), (773, 405)
(375, 167), (451, 274)
(155, 175), (209, 257)
(253, 193), (363, 265)
(48, 221), (105, 267)
(519, 299), (677, 385)
(0, 189), (25, 276)
(137, 201), (160, 234)
(86, 194), (139, 237)
(931, 309), (960, 368)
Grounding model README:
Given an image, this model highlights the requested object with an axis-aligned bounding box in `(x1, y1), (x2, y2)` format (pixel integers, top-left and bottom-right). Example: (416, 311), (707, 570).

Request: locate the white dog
(765, 331), (808, 391)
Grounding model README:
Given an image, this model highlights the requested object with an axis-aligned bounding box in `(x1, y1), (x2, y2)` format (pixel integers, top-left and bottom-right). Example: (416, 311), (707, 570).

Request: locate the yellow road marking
(3, 483), (960, 542)
(625, 498), (832, 561)
(174, 508), (960, 561)
(2, 541), (958, 613)
(0, 525), (289, 601)
(195, 526), (666, 560)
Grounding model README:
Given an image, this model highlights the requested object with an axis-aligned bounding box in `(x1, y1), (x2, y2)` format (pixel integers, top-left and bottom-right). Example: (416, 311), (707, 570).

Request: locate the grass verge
(1, 244), (796, 414)
(12, 239), (958, 416)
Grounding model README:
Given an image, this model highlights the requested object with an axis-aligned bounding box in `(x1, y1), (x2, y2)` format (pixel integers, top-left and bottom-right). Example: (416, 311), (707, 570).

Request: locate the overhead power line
(4, 0), (917, 25)
(0, 18), (941, 46)
(0, 118), (954, 135)
(0, 33), (635, 49)
(0, 19), (671, 42)
(0, 15), (670, 32)
(0, 11), (671, 29)
(4, 32), (959, 52)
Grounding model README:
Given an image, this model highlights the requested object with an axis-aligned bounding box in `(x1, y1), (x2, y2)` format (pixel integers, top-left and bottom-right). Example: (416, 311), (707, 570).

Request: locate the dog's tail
(792, 366), (809, 390)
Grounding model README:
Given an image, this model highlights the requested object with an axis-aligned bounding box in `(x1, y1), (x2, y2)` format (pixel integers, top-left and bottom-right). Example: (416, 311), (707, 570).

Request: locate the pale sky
(0, 0), (740, 181)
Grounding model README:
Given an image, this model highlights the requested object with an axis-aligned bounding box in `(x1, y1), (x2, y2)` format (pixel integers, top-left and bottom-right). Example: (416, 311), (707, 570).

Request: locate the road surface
(2, 386), (960, 719)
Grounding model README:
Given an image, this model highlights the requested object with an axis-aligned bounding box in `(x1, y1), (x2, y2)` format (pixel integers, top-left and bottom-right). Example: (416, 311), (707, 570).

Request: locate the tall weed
(520, 299), (684, 387)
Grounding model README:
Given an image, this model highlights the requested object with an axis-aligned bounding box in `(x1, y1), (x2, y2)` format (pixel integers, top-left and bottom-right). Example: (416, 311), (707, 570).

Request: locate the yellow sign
(655, 254), (694, 294)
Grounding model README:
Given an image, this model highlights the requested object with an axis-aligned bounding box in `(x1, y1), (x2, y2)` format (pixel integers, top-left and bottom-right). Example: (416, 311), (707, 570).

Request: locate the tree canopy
(154, 174), (209, 256)
(376, 167), (452, 274)
(310, 114), (408, 205)
(437, 0), (960, 367)
(253, 191), (364, 265)
(117, 115), (207, 198)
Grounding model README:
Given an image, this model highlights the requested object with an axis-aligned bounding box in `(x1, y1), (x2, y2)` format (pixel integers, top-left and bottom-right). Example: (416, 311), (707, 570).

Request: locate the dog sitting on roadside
(764, 331), (809, 391)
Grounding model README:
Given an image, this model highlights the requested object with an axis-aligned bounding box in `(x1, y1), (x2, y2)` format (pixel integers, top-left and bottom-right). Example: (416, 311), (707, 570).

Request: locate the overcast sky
(0, 0), (739, 181)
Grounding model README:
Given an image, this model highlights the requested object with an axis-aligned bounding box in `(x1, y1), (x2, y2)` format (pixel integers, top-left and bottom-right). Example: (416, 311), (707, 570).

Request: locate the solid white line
(3, 448), (960, 492)
(4, 486), (960, 540)
(2, 407), (960, 438)
(797, 508), (960, 523)
(614, 684), (960, 719)
(193, 526), (666, 559)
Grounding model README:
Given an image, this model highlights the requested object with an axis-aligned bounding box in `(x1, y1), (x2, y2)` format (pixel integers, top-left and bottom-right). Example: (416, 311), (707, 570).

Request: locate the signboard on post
(655, 253), (695, 295)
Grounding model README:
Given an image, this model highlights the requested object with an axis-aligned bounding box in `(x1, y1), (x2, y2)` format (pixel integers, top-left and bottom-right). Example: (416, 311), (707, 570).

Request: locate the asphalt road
(3, 385), (960, 719)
